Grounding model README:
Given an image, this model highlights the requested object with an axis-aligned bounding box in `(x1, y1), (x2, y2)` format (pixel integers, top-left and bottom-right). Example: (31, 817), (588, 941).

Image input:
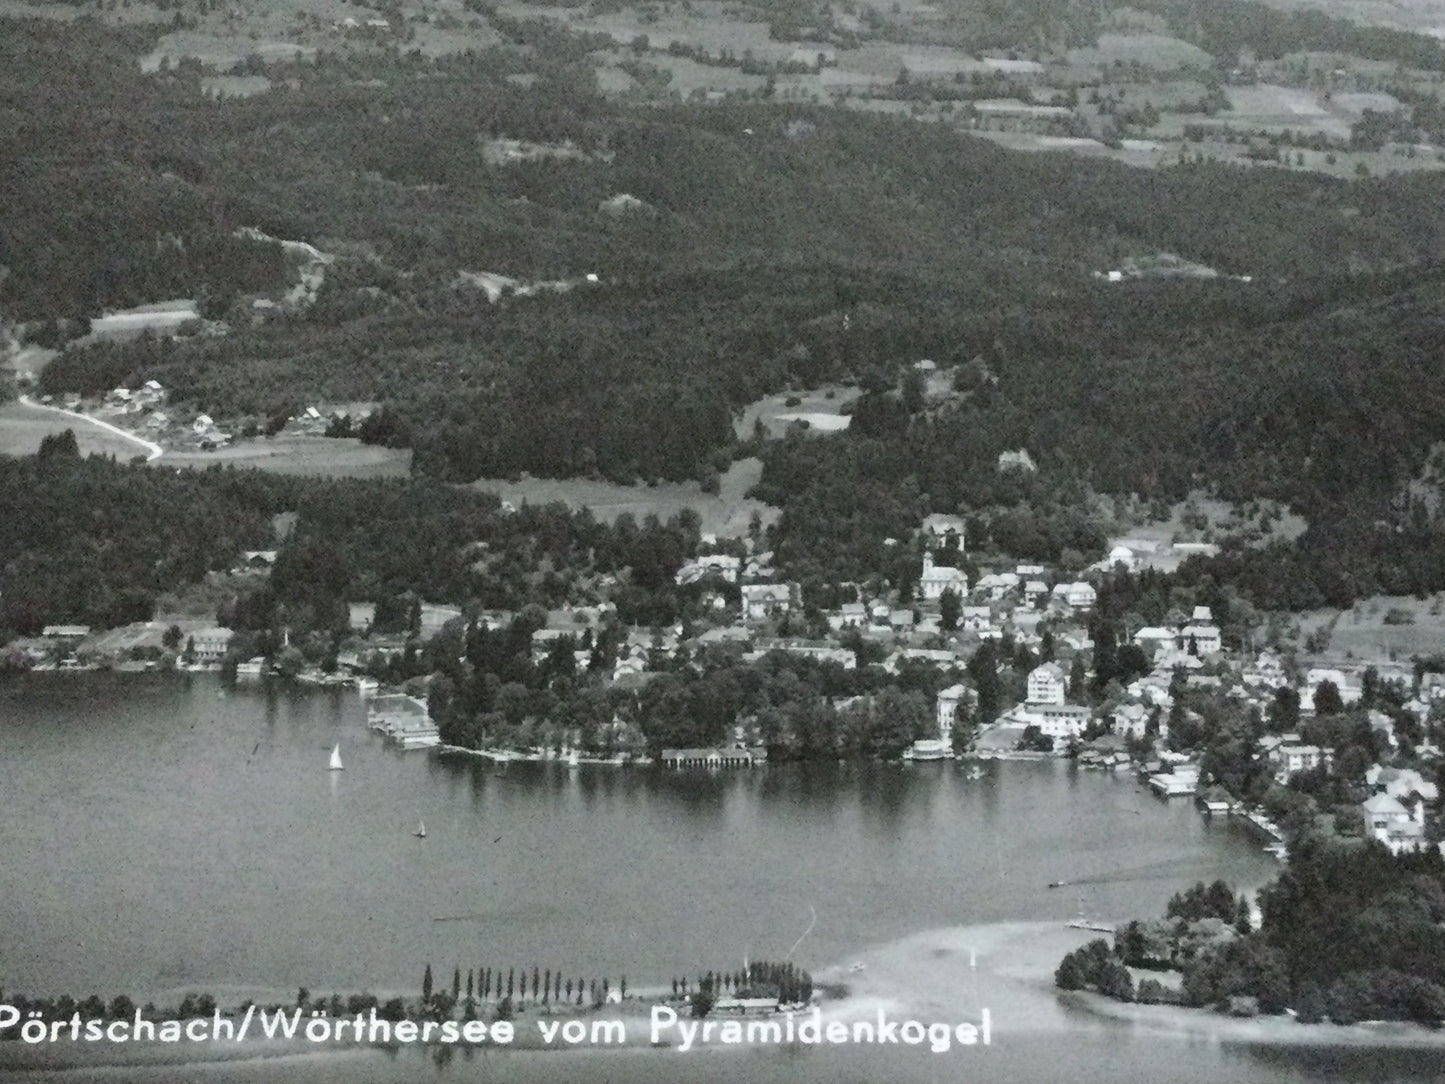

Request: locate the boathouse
(660, 747), (766, 768)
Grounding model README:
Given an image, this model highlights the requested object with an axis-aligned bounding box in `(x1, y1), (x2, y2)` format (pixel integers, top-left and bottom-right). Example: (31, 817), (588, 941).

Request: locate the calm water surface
(3, 673), (1442, 1083)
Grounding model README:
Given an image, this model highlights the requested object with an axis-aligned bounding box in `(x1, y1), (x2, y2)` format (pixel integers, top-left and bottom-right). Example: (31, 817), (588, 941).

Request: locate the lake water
(3, 673), (1443, 1083)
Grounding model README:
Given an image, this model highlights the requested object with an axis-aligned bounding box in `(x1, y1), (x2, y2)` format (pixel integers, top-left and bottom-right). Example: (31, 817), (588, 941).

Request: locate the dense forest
(756, 268), (1445, 606)
(17, 14), (1445, 489)
(10, 13), (1445, 620)
(0, 446), (712, 634)
(1059, 842), (1445, 1025)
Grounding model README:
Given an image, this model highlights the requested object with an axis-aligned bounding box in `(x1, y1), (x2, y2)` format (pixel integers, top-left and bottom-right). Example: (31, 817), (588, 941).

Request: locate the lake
(2, 673), (1440, 1083)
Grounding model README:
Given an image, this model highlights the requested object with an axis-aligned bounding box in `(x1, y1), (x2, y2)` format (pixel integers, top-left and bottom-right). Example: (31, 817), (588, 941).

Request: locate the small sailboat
(413, 819), (427, 839)
(328, 744), (344, 771)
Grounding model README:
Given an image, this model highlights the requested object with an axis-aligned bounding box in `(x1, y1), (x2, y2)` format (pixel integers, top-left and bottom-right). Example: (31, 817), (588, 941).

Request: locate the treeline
(0, 449), (710, 635)
(1061, 843), (1445, 1025)
(418, 962), (627, 1019)
(960, 0), (1445, 69)
(1138, 0), (1445, 69)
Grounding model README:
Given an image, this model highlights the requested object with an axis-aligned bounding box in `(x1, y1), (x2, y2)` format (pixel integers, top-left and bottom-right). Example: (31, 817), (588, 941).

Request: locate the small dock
(1066, 920), (1116, 934)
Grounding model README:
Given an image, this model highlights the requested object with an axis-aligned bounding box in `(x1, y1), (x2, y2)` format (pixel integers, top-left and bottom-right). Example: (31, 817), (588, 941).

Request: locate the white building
(919, 551), (968, 601)
(997, 448), (1036, 473)
(936, 683), (973, 745)
(1305, 668), (1361, 705)
(1107, 545), (1135, 569)
(189, 627), (235, 665)
(1027, 662), (1067, 705)
(1018, 702), (1091, 740)
(1268, 741), (1331, 783)
(675, 554), (742, 586)
(741, 584), (794, 622)
(1362, 793), (1431, 854)
(1181, 624), (1222, 656)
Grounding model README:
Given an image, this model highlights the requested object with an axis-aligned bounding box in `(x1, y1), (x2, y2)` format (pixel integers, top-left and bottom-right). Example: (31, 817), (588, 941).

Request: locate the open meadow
(157, 436), (413, 478)
(1296, 594), (1445, 661)
(735, 384), (860, 439)
(470, 456), (779, 537)
(0, 399), (155, 460)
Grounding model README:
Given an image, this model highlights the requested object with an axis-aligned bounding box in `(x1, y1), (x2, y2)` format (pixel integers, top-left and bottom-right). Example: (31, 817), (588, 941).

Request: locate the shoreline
(8, 920), (1445, 1072)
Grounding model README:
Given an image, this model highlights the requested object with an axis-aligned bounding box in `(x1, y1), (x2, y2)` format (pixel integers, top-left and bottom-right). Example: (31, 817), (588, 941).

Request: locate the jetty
(1066, 920), (1116, 934)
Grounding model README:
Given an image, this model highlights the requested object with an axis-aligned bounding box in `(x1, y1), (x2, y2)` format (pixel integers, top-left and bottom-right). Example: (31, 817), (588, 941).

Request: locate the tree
(939, 588), (960, 631)
(36, 429), (80, 460)
(1314, 679), (1345, 717)
(423, 964), (433, 1002)
(162, 624), (183, 650)
(1055, 953), (1087, 990)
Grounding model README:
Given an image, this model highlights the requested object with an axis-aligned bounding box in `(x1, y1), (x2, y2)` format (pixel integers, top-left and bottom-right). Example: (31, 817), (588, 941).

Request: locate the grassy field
(734, 383), (861, 439)
(0, 399), (155, 460)
(1066, 32), (1212, 70)
(1108, 494), (1307, 572)
(157, 436), (413, 478)
(1297, 594), (1445, 661)
(469, 456), (779, 537)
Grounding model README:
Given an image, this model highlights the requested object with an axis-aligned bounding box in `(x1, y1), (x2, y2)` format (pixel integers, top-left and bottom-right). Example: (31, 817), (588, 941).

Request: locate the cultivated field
(1066, 32), (1212, 70)
(1297, 594), (1445, 661)
(1107, 494), (1307, 572)
(0, 399), (156, 460)
(157, 436), (412, 478)
(470, 456), (780, 537)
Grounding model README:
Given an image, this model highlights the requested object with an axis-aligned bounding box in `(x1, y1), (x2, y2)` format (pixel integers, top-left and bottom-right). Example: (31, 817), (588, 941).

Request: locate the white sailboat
(328, 744), (344, 771)
(413, 819), (427, 839)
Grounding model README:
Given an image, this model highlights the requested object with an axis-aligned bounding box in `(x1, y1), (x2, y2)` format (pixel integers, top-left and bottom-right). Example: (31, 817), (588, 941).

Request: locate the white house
(1027, 662), (1066, 705)
(1134, 626), (1178, 651)
(1366, 766), (1439, 804)
(1305, 667), (1360, 704)
(976, 572), (1020, 601)
(189, 627), (235, 665)
(920, 513), (967, 543)
(1107, 545), (1135, 570)
(741, 584), (794, 622)
(675, 554), (742, 586)
(1022, 703), (1091, 740)
(1268, 741), (1331, 783)
(997, 448), (1036, 473)
(961, 605), (993, 633)
(1362, 793), (1430, 854)
(1181, 624), (1222, 656)
(936, 683), (973, 743)
(1062, 582), (1096, 611)
(1112, 702), (1150, 739)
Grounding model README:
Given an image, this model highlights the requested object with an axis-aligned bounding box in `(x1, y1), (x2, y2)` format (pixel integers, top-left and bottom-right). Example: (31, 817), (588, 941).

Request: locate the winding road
(17, 394), (165, 461)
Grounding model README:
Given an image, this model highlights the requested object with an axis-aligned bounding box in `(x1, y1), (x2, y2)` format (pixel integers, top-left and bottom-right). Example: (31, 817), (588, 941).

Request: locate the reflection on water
(5, 674), (1414, 1083)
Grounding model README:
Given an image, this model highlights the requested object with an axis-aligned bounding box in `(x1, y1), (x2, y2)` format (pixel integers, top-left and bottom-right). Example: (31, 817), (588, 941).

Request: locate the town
(10, 478), (1442, 867)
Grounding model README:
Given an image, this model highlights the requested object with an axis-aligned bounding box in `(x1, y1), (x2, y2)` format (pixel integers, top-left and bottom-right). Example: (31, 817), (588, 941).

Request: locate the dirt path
(16, 395), (165, 461)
